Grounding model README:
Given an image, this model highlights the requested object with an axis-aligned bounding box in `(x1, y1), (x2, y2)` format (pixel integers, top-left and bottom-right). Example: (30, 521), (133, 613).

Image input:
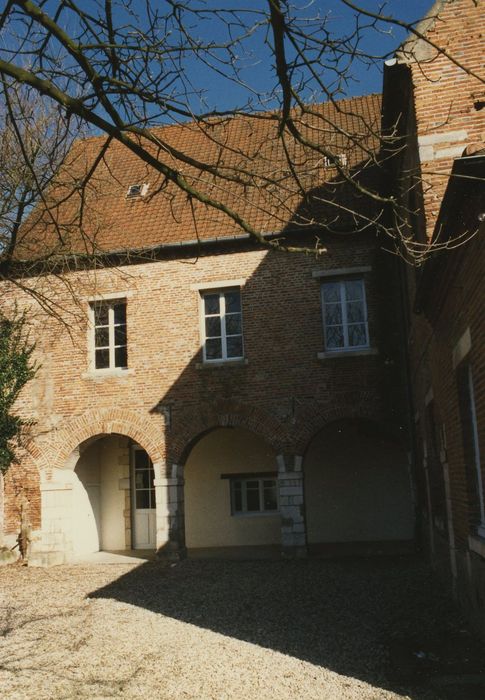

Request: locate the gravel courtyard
(0, 556), (478, 699)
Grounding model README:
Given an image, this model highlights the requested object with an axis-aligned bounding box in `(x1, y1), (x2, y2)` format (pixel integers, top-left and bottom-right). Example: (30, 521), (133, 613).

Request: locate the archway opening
(304, 419), (414, 555)
(184, 427), (280, 555)
(71, 434), (156, 555)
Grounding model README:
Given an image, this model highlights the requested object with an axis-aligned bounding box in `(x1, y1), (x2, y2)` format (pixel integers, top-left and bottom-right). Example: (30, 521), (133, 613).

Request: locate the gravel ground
(0, 556), (465, 700)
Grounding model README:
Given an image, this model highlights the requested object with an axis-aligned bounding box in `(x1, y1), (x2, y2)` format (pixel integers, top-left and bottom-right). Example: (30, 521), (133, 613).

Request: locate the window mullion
(91, 306), (96, 370)
(108, 305), (115, 368)
(220, 292), (227, 360)
(361, 280), (369, 346)
(242, 480), (247, 512)
(341, 282), (349, 347)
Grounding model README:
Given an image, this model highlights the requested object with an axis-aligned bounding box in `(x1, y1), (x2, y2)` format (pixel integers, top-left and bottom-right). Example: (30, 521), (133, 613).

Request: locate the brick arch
(294, 402), (384, 456)
(170, 402), (286, 466)
(40, 408), (166, 474)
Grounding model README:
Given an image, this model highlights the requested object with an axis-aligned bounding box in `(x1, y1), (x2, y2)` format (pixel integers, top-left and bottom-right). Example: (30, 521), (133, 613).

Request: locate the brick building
(0, 95), (414, 565)
(1, 0), (483, 642)
(382, 0), (485, 636)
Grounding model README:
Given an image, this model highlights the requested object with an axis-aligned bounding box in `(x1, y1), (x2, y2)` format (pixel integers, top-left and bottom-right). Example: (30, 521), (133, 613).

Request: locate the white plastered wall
(184, 427), (280, 549)
(71, 435), (130, 553)
(305, 422), (414, 543)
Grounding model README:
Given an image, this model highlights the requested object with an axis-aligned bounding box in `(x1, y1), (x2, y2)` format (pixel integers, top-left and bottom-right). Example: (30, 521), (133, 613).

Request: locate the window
(201, 288), (243, 362)
(90, 299), (128, 370)
(321, 279), (369, 351)
(456, 361), (485, 536)
(231, 477), (278, 515)
(126, 183), (149, 198)
(132, 447), (155, 509)
(322, 153), (348, 168)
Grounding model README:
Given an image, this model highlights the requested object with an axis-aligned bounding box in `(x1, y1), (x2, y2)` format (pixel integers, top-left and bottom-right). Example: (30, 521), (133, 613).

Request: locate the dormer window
(322, 154), (348, 168)
(126, 183), (149, 199)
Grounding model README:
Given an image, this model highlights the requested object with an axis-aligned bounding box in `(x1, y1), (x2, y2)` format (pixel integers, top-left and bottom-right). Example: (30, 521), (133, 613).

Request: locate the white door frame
(131, 445), (156, 549)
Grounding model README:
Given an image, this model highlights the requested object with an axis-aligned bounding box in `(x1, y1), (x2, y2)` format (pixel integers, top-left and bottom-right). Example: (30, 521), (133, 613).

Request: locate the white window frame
(89, 298), (128, 371)
(321, 278), (369, 352)
(131, 444), (156, 511)
(200, 288), (244, 363)
(230, 476), (279, 516)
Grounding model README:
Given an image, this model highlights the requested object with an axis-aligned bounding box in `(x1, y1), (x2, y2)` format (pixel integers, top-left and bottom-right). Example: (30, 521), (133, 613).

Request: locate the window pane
(345, 280), (364, 301)
(115, 325), (127, 345)
(114, 346), (128, 368)
(323, 282), (341, 303)
(233, 481), (242, 512)
(95, 348), (110, 369)
(246, 490), (260, 512)
(114, 303), (126, 324)
(95, 326), (109, 348)
(93, 303), (109, 326)
(263, 482), (278, 511)
(346, 301), (365, 323)
(204, 294), (220, 315)
(225, 291), (241, 313)
(205, 338), (222, 360)
(325, 303), (342, 326)
(134, 449), (149, 469)
(246, 481), (260, 511)
(348, 324), (367, 347)
(225, 314), (242, 335)
(326, 326), (344, 349)
(205, 316), (221, 337)
(135, 470), (150, 489)
(136, 490), (150, 509)
(226, 336), (243, 358)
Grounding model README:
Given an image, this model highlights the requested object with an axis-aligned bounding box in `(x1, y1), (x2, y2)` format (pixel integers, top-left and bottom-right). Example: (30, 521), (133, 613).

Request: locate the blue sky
(180, 0), (435, 111)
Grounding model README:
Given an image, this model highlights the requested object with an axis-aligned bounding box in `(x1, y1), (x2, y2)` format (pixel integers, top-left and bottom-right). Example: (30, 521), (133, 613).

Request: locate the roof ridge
(70, 93), (382, 149)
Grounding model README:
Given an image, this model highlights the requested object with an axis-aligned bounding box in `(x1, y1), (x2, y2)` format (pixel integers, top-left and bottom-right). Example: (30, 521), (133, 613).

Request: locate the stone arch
(170, 402), (286, 467)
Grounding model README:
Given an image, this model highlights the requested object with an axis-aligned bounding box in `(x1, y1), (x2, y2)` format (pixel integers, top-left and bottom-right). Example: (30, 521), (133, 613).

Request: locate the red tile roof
(17, 94), (382, 259)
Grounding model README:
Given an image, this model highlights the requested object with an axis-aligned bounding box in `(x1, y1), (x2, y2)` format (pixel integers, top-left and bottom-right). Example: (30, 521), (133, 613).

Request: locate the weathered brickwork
(1, 230), (407, 560)
(392, 0), (485, 637)
(407, 0), (485, 238)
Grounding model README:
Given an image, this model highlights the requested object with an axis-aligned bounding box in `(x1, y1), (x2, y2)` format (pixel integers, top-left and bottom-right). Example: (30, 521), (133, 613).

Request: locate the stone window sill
(196, 359), (248, 370)
(468, 533), (485, 559)
(81, 369), (134, 379)
(317, 348), (378, 360)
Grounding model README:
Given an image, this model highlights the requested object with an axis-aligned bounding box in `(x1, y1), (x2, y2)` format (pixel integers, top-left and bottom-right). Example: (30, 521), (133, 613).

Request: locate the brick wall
(1, 232), (406, 544)
(397, 0), (485, 637)
(408, 0), (485, 238)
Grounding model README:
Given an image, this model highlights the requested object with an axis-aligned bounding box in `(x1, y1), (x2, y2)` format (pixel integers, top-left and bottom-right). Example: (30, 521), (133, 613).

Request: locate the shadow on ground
(89, 555), (484, 699)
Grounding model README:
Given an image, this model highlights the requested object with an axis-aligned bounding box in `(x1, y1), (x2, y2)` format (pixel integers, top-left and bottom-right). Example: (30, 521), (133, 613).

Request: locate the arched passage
(184, 427), (280, 553)
(70, 433), (157, 555)
(304, 419), (414, 552)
